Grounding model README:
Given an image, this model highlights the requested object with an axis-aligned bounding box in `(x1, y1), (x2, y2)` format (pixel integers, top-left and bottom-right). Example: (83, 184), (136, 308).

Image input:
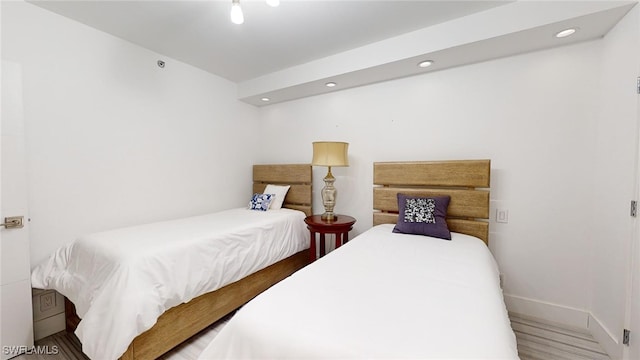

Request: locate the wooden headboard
(253, 164), (313, 216)
(373, 160), (491, 244)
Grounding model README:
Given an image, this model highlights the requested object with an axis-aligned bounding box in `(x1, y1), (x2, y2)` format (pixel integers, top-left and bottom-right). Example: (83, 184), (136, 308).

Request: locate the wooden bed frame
(373, 159), (491, 244)
(65, 164), (313, 360)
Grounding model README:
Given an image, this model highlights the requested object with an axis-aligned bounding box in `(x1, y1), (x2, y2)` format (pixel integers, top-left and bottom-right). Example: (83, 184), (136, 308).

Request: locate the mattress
(31, 208), (309, 360)
(199, 224), (519, 359)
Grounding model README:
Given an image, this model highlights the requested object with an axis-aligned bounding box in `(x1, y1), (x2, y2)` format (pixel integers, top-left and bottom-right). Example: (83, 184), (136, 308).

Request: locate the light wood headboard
(373, 160), (491, 244)
(253, 164), (313, 216)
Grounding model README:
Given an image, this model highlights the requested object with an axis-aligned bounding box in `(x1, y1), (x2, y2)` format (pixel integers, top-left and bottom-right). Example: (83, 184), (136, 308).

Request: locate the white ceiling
(29, 0), (637, 106)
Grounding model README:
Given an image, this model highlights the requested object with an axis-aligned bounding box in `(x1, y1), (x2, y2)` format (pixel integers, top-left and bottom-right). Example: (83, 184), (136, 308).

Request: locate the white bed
(199, 160), (518, 359)
(31, 208), (309, 360)
(199, 224), (519, 359)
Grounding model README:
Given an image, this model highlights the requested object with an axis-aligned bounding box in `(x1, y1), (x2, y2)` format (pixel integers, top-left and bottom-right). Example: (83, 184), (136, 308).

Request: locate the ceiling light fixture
(261, 97), (270, 102)
(418, 60), (434, 68)
(230, 0), (244, 25)
(325, 82), (337, 87)
(555, 28), (577, 38)
(230, 0), (278, 24)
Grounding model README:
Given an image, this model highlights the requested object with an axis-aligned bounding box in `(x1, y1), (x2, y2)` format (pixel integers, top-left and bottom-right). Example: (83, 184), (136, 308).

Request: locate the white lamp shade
(312, 142), (349, 167)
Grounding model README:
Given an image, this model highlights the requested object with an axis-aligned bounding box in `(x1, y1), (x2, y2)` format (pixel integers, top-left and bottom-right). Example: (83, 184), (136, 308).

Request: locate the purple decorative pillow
(392, 194), (451, 240)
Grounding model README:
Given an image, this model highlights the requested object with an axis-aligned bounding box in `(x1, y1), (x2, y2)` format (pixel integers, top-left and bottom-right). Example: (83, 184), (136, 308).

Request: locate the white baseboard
(589, 313), (621, 360)
(504, 294), (624, 359)
(503, 293), (590, 330)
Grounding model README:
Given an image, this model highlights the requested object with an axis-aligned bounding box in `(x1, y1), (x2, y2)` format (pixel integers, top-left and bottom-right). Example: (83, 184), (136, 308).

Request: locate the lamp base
(321, 167), (337, 222)
(321, 212), (336, 222)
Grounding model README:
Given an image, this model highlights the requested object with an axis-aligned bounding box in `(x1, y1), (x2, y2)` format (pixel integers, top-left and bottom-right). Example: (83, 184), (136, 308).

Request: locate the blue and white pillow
(248, 193), (275, 211)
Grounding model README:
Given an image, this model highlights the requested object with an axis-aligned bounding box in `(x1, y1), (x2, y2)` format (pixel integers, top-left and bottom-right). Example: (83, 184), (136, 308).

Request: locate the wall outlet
(40, 291), (55, 312)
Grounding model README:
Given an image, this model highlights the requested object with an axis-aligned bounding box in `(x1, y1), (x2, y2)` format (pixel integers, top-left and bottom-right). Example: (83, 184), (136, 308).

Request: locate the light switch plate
(496, 209), (509, 223)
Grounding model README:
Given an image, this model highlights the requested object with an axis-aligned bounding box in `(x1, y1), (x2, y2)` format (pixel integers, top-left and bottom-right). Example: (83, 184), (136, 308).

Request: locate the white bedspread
(31, 208), (309, 360)
(199, 224), (519, 359)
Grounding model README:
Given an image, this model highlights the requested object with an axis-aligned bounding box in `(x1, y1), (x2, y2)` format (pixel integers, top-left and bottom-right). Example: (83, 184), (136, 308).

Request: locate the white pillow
(264, 184), (291, 210)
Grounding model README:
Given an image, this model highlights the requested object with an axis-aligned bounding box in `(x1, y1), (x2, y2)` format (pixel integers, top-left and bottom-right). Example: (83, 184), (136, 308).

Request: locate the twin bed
(198, 159), (518, 359)
(31, 160), (519, 360)
(31, 164), (313, 360)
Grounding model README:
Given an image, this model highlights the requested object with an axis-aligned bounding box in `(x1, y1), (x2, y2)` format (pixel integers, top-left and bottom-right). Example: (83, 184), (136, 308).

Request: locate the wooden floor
(17, 312), (610, 360)
(510, 313), (611, 360)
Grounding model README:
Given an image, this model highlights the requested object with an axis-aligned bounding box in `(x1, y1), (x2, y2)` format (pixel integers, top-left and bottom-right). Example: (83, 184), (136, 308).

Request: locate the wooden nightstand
(304, 214), (356, 261)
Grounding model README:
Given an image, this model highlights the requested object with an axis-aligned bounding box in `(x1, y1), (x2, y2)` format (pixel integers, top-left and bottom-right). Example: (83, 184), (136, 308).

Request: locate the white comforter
(31, 208), (309, 360)
(200, 224), (519, 359)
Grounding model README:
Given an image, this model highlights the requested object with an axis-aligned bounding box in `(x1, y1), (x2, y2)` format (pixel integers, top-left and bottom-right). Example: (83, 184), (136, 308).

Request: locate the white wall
(590, 6), (640, 359)
(259, 11), (640, 349)
(257, 40), (605, 325)
(3, 0), (639, 353)
(1, 1), (260, 267)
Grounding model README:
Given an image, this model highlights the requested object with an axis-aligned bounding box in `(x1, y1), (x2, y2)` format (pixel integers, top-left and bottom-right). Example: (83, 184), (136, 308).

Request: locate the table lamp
(311, 141), (349, 221)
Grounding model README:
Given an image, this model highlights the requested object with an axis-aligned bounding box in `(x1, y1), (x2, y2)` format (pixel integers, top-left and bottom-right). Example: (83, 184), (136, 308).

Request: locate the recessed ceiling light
(325, 82), (337, 87)
(418, 60), (434, 68)
(261, 97), (270, 102)
(555, 28), (577, 38)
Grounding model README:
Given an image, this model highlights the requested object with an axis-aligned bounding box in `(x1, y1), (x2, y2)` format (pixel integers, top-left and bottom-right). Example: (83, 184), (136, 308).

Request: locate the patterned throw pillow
(392, 193), (452, 240)
(248, 193), (274, 211)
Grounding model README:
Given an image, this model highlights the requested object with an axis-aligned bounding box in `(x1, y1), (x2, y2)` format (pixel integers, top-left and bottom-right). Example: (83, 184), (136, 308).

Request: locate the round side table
(304, 214), (356, 261)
